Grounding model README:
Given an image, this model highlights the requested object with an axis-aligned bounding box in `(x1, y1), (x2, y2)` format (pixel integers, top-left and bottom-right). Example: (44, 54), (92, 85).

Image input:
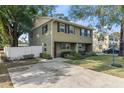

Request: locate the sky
(55, 5), (70, 16)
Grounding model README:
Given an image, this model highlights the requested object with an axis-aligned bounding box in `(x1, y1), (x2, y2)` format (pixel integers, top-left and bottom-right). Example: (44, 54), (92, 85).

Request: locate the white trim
(51, 21), (53, 58)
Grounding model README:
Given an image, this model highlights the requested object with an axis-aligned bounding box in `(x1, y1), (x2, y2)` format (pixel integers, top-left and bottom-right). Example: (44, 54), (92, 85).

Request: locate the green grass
(66, 55), (124, 78)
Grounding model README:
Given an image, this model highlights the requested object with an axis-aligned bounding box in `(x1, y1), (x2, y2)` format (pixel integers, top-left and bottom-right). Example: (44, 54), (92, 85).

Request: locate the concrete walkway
(8, 58), (124, 88)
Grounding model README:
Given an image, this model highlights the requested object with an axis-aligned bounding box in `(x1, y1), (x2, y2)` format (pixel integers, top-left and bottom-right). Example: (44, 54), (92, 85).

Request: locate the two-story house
(29, 17), (93, 58)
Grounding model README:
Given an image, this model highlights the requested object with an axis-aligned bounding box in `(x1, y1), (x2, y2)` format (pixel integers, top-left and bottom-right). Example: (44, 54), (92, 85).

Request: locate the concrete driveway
(8, 58), (124, 88)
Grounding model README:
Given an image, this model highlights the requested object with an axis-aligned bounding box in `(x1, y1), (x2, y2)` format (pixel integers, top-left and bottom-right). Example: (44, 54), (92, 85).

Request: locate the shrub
(40, 53), (52, 59)
(65, 54), (74, 59)
(78, 51), (86, 55)
(86, 52), (97, 57)
(72, 53), (82, 59)
(111, 63), (123, 68)
(23, 54), (34, 59)
(64, 51), (86, 60)
(61, 51), (97, 60)
(61, 51), (71, 58)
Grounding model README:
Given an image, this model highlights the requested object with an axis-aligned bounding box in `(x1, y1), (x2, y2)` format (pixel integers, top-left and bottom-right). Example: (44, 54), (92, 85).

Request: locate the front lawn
(66, 55), (124, 78)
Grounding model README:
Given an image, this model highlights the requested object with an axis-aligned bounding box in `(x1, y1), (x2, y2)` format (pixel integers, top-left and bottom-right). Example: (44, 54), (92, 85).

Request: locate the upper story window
(80, 29), (92, 37)
(42, 24), (48, 35)
(84, 29), (88, 37)
(87, 30), (92, 37)
(69, 25), (75, 34)
(59, 23), (65, 32)
(80, 29), (85, 36)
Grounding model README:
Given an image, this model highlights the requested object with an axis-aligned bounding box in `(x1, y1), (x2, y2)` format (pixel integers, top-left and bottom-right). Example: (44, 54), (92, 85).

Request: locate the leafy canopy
(69, 5), (124, 30)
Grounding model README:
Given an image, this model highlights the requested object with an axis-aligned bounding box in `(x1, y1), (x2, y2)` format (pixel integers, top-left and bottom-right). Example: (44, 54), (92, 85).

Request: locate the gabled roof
(33, 16), (94, 30)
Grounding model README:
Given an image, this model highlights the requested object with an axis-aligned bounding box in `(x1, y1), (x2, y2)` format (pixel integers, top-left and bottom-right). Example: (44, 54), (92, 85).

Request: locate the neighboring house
(29, 17), (93, 58)
(93, 31), (109, 52)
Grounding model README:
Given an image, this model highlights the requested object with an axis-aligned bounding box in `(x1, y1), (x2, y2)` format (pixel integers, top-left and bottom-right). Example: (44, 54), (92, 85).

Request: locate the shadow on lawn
(90, 64), (116, 72)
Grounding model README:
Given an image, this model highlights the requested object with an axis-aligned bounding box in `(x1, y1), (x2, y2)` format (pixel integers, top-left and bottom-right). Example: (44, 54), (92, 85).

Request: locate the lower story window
(60, 43), (70, 49)
(44, 48), (47, 52)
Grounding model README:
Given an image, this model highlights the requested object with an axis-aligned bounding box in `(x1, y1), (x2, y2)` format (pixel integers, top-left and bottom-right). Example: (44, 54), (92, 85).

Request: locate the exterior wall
(52, 22), (92, 44)
(102, 35), (109, 50)
(33, 17), (51, 29)
(30, 22), (52, 57)
(4, 46), (42, 60)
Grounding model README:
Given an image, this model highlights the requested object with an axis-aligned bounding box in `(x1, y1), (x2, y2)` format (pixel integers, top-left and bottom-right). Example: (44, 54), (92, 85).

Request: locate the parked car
(103, 48), (119, 54)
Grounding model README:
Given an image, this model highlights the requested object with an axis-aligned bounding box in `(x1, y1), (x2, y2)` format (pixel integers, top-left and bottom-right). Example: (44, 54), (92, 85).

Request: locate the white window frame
(60, 43), (70, 49)
(87, 30), (91, 37)
(69, 25), (75, 34)
(59, 23), (65, 32)
(81, 29), (85, 36)
(42, 24), (48, 34)
(84, 29), (88, 37)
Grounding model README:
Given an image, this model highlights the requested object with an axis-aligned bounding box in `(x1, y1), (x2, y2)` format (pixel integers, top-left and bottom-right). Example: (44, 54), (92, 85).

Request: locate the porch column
(76, 43), (79, 53)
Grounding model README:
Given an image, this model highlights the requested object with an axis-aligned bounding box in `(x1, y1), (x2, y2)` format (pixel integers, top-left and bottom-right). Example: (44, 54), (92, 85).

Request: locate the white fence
(4, 46), (42, 60)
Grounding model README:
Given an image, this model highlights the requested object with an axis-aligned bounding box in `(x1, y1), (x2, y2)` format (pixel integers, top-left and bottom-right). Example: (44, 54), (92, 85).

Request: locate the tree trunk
(12, 30), (18, 47)
(12, 22), (18, 47)
(119, 23), (124, 56)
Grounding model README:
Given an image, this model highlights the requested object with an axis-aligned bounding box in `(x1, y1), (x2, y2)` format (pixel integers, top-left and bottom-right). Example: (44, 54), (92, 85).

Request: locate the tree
(69, 5), (124, 56)
(0, 5), (56, 47)
(109, 32), (120, 41)
(0, 21), (9, 48)
(53, 13), (70, 21)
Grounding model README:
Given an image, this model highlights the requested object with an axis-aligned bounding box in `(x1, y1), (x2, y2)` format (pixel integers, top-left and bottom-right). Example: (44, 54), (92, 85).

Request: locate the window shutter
(90, 30), (92, 37)
(42, 26), (44, 35)
(46, 25), (48, 31)
(80, 28), (82, 36)
(68, 25), (70, 34)
(74, 27), (75, 34)
(57, 22), (60, 32)
(65, 24), (67, 33)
